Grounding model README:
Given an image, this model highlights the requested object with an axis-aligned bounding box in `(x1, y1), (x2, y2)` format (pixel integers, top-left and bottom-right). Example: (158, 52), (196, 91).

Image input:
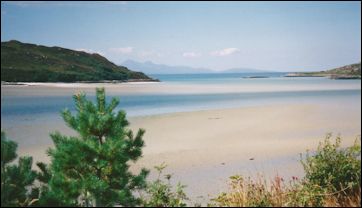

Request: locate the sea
(2, 72), (361, 120)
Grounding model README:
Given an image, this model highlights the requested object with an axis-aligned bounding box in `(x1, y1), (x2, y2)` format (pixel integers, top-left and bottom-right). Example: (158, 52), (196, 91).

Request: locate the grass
(1, 40), (153, 82)
(211, 175), (360, 207)
(210, 134), (361, 207)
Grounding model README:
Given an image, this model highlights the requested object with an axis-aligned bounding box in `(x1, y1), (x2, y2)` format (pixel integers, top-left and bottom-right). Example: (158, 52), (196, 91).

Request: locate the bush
(142, 163), (188, 207)
(1, 131), (38, 207)
(211, 174), (305, 207)
(301, 134), (361, 193)
(211, 134), (361, 207)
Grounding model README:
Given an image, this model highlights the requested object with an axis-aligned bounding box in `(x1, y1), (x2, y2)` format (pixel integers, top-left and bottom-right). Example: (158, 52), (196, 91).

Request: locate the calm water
(1, 73), (361, 123)
(149, 72), (287, 83)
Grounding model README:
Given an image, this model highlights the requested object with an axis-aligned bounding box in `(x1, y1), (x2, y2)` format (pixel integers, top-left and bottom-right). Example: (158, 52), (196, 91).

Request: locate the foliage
(211, 175), (298, 207)
(211, 134), (361, 207)
(1, 40), (153, 82)
(37, 88), (149, 206)
(211, 174), (361, 207)
(142, 163), (188, 207)
(291, 62), (361, 78)
(301, 134), (361, 193)
(1, 131), (38, 207)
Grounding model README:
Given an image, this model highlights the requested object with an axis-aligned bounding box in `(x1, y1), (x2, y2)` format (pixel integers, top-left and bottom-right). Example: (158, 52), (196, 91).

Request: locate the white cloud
(182, 52), (202, 58)
(210, 48), (240, 56)
(109, 47), (134, 54)
(75, 48), (105, 56)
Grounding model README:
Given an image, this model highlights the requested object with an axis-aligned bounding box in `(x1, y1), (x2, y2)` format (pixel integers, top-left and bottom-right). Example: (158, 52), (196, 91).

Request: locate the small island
(1, 40), (159, 83)
(285, 63), (361, 79)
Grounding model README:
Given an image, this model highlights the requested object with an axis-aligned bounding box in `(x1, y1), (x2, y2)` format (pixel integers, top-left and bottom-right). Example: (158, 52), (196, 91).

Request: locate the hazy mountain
(122, 59), (271, 74)
(1, 40), (153, 82)
(122, 60), (214, 74)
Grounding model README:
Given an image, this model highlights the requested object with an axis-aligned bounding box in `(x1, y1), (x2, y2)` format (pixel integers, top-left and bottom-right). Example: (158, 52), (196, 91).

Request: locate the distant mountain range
(1, 40), (154, 82)
(122, 59), (213, 74)
(122, 59), (269, 74)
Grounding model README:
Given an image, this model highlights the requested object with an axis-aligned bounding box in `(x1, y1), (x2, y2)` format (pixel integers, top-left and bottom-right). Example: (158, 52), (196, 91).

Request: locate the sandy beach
(1, 81), (361, 96)
(130, 103), (361, 201)
(2, 84), (360, 203)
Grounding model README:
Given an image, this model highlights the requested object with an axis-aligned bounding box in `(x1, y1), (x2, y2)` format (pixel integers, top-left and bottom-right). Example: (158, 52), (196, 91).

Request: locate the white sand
(2, 81), (361, 96)
(128, 104), (360, 202)
(1, 83), (361, 204)
(3, 103), (360, 203)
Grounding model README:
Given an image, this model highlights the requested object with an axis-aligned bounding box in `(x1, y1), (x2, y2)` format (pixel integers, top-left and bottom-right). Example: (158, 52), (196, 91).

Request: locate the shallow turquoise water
(1, 73), (361, 123)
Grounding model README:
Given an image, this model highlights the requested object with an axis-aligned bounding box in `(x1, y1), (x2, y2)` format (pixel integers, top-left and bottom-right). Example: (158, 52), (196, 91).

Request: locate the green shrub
(211, 134), (361, 207)
(1, 131), (38, 207)
(301, 134), (361, 194)
(142, 163), (188, 207)
(37, 88), (149, 206)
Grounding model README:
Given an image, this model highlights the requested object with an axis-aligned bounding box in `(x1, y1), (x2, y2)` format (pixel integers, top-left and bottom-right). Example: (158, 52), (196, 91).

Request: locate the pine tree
(1, 131), (37, 207)
(39, 88), (149, 206)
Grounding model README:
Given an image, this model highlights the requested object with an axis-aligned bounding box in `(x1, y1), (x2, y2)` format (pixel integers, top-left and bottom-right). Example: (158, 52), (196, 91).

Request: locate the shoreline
(3, 103), (360, 203)
(1, 79), (160, 86)
(2, 80), (360, 97)
(284, 73), (361, 79)
(1, 80), (361, 204)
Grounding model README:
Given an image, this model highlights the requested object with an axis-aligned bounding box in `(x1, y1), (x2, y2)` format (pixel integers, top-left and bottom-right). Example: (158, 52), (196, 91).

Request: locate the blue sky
(1, 1), (361, 71)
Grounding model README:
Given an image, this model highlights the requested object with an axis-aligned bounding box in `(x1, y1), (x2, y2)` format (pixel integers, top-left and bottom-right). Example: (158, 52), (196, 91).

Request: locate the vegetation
(141, 163), (188, 207)
(1, 89), (360, 207)
(301, 134), (361, 194)
(1, 88), (186, 207)
(1, 131), (37, 207)
(1, 40), (155, 82)
(211, 135), (361, 207)
(36, 88), (149, 206)
(285, 62), (361, 79)
(327, 63), (361, 76)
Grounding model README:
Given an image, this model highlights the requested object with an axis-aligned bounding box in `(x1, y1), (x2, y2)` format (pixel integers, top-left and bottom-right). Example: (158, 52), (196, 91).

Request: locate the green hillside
(327, 62), (361, 76)
(1, 40), (156, 82)
(285, 63), (361, 79)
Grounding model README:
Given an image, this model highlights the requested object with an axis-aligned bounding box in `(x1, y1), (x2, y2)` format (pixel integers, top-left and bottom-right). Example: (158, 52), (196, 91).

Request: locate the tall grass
(211, 134), (361, 207)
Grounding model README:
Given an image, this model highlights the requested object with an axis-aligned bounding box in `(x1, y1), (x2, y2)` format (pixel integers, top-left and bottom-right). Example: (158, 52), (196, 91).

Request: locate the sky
(1, 1), (361, 72)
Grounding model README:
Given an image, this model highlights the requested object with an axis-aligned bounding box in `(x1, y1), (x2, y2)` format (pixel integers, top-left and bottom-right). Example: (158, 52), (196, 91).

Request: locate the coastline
(2, 79), (361, 97)
(284, 63), (361, 79)
(1, 80), (361, 204)
(3, 103), (360, 203)
(284, 73), (361, 79)
(1, 78), (160, 86)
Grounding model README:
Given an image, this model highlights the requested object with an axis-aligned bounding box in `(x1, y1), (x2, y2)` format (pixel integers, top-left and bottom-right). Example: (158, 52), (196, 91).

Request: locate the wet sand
(2, 102), (360, 203)
(1, 83), (361, 204)
(2, 81), (361, 96)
